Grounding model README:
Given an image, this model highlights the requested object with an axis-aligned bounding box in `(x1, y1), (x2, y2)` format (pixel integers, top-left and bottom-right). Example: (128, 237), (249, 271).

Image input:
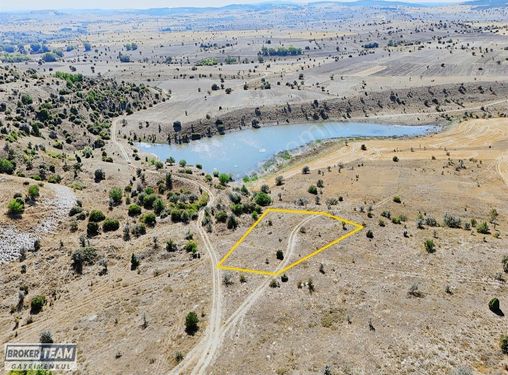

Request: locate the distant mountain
(464, 0), (508, 8)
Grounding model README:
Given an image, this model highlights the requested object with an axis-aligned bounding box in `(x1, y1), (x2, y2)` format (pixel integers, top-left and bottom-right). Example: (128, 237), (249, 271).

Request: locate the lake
(137, 122), (437, 178)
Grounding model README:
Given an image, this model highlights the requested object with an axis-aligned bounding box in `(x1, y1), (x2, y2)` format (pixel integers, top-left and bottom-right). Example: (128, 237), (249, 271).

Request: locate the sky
(0, 0), (460, 11)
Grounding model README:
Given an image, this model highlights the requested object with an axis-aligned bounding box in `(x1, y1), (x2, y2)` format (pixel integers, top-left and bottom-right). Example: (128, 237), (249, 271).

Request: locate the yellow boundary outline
(216, 207), (364, 276)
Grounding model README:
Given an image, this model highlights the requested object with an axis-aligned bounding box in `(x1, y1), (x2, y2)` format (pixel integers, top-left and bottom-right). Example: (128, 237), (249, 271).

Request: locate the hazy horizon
(0, 0), (461, 12)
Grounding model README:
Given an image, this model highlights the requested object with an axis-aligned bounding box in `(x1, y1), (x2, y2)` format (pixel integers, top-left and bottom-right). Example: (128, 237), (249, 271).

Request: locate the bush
(87, 222), (99, 237)
(153, 198), (165, 215)
(276, 250), (284, 260)
(219, 173), (231, 185)
(7, 198), (24, 216)
(215, 210), (228, 223)
(94, 169), (105, 182)
(141, 212), (156, 227)
(443, 213), (461, 228)
(128, 204), (142, 216)
(28, 185), (40, 200)
(0, 158), (15, 174)
(109, 187), (123, 205)
(89, 209), (105, 222)
(166, 240), (177, 252)
(185, 311), (199, 335)
(489, 297), (500, 313)
(103, 218), (120, 232)
(393, 196), (401, 203)
(227, 215), (238, 229)
(254, 192), (272, 206)
(40, 331), (54, 344)
(424, 239), (435, 253)
(30, 295), (47, 314)
(477, 221), (490, 234)
(130, 254), (140, 270)
(184, 240), (197, 254)
(366, 230), (374, 239)
(503, 256), (508, 273)
(308, 185), (318, 195)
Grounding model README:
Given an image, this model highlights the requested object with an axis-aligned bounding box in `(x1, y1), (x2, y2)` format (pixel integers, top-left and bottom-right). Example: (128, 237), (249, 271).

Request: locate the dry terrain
(0, 2), (508, 375)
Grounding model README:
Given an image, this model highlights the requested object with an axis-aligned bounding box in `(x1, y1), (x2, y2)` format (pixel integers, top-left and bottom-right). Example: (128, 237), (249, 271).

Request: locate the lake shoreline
(136, 121), (444, 180)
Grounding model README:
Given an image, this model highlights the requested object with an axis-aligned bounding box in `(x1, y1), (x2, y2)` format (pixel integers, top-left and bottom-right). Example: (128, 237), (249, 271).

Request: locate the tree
(179, 160), (187, 167)
(0, 158), (15, 174)
(153, 198), (165, 215)
(276, 250), (284, 260)
(489, 297), (501, 314)
(254, 192), (272, 206)
(302, 166), (310, 174)
(227, 215), (238, 229)
(308, 185), (318, 195)
(130, 254), (140, 270)
(185, 311), (199, 335)
(109, 187), (123, 206)
(275, 176), (284, 186)
(94, 169), (105, 183)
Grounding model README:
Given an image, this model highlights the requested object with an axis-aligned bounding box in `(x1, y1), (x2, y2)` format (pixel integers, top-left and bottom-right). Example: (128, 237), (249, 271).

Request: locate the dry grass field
(1, 2), (508, 374)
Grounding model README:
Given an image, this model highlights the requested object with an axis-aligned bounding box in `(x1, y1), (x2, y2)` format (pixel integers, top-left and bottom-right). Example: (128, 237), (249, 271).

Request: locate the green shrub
(393, 196), (401, 203)
(87, 222), (99, 237)
(308, 185), (318, 195)
(227, 215), (238, 229)
(424, 239), (435, 253)
(7, 198), (24, 216)
(489, 297), (500, 313)
(141, 212), (156, 227)
(0, 158), (15, 174)
(28, 185), (40, 200)
(254, 192), (272, 206)
(89, 209), (105, 222)
(128, 204), (142, 216)
(153, 198), (165, 215)
(477, 222), (490, 234)
(366, 230), (374, 239)
(109, 187), (123, 205)
(215, 210), (228, 223)
(184, 240), (197, 254)
(130, 254), (140, 270)
(30, 295), (47, 314)
(185, 311), (199, 335)
(219, 173), (231, 185)
(103, 218), (120, 232)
